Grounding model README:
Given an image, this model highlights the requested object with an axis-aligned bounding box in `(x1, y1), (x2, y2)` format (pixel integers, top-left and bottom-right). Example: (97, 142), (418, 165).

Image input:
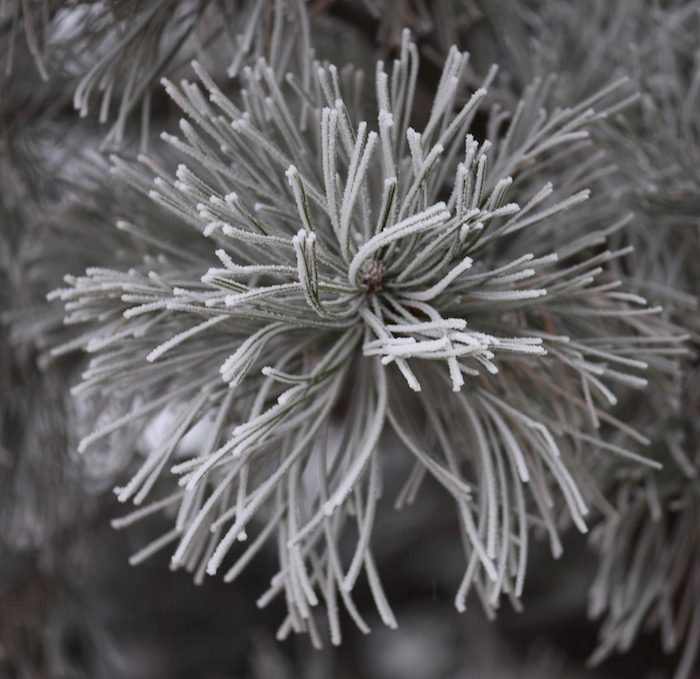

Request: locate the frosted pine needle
(54, 30), (682, 643)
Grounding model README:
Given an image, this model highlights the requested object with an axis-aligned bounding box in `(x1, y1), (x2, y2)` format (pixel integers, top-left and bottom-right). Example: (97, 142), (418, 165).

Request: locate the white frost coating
(48, 22), (679, 646)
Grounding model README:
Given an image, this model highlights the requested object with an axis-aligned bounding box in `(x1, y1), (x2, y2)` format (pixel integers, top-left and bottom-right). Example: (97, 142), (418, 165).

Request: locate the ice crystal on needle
(53, 31), (681, 643)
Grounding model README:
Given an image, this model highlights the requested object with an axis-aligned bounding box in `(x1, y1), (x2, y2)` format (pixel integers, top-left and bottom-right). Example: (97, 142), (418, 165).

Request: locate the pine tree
(1, 1), (698, 676)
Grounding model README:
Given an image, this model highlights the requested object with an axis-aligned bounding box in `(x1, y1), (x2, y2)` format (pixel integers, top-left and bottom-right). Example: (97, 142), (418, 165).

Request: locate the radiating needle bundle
(52, 30), (683, 645)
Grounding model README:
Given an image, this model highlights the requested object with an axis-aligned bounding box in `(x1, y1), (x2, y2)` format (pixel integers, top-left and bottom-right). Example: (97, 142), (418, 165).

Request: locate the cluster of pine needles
(1, 1), (698, 677)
